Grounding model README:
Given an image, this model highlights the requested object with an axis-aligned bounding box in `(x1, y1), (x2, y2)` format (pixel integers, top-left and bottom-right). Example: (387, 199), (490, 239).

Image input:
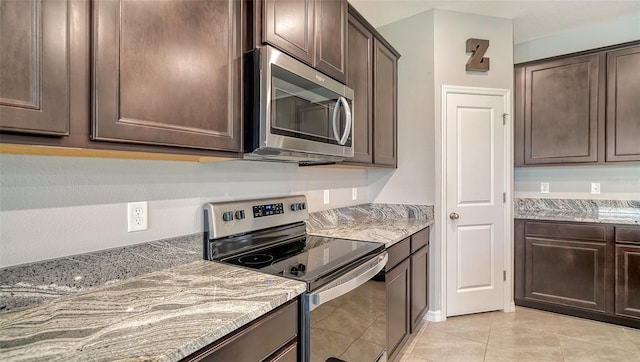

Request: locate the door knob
(449, 212), (460, 220)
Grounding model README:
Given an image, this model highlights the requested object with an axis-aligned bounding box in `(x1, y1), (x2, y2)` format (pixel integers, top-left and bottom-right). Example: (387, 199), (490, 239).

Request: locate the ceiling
(349, 0), (640, 44)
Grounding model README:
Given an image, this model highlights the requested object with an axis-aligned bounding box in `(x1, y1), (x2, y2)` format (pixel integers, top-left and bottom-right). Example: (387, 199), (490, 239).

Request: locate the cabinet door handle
(449, 212), (460, 220)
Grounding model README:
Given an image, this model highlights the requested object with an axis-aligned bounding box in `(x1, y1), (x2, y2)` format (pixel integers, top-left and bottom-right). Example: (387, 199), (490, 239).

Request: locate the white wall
(0, 154), (368, 267)
(371, 9), (513, 316)
(515, 164), (640, 200)
(368, 11), (435, 206)
(514, 13), (640, 63)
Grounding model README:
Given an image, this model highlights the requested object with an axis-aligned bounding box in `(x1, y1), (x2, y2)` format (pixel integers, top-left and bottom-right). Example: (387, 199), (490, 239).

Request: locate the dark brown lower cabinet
(409, 228), (429, 333)
(386, 258), (410, 362)
(615, 244), (640, 319)
(615, 226), (640, 319)
(184, 299), (298, 361)
(515, 219), (640, 328)
(523, 236), (607, 312)
(385, 227), (430, 361)
(410, 245), (428, 332)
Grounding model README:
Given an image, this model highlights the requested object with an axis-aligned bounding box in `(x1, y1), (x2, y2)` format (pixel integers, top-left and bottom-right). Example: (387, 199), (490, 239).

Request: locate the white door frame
(439, 85), (515, 320)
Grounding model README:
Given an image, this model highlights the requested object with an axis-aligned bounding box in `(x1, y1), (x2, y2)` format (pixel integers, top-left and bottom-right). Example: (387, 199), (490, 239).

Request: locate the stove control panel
(253, 203), (284, 218)
(204, 195), (309, 239)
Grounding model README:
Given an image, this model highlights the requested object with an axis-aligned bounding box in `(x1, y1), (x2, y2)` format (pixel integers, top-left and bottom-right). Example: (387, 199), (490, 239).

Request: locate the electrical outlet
(591, 183), (601, 194)
(323, 190), (330, 205)
(127, 201), (148, 232)
(352, 187), (358, 201)
(540, 182), (549, 194)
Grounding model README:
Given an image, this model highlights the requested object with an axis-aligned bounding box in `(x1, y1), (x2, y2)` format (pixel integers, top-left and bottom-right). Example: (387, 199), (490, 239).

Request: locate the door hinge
(503, 270), (506, 281)
(503, 192), (506, 203)
(502, 113), (508, 125)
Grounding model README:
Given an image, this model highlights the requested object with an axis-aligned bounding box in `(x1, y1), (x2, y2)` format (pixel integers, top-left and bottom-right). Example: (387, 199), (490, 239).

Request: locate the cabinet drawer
(525, 221), (607, 242)
(386, 237), (410, 271)
(615, 227), (640, 244)
(410, 228), (429, 253)
(187, 300), (298, 361)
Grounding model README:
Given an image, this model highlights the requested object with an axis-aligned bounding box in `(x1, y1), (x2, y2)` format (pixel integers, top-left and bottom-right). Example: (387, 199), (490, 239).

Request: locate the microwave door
(271, 68), (337, 144)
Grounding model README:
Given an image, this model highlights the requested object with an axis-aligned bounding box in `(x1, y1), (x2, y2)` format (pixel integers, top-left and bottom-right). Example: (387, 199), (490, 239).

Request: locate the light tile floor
(399, 307), (640, 362)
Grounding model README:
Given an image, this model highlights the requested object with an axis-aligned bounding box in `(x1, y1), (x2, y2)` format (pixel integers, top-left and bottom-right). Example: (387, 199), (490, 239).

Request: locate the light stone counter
(1, 234), (205, 313)
(0, 260), (306, 361)
(306, 203), (434, 247)
(514, 198), (640, 225)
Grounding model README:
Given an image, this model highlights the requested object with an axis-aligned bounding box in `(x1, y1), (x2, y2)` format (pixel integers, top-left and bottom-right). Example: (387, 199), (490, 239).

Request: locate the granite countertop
(1, 234), (206, 313)
(306, 203), (434, 247)
(514, 198), (640, 225)
(0, 260), (306, 361)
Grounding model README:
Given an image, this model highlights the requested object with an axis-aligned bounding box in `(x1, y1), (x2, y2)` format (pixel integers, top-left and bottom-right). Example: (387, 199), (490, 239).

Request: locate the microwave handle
(331, 97), (352, 146)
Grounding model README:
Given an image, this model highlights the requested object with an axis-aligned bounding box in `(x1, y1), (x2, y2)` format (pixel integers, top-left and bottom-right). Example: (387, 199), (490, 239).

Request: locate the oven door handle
(310, 252), (388, 311)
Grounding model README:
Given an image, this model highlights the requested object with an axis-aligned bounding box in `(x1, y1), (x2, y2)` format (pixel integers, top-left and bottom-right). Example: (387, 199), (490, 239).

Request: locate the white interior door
(445, 89), (508, 317)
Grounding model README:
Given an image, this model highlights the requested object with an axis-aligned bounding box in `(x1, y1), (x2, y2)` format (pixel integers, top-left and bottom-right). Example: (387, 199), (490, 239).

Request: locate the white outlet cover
(127, 201), (148, 232)
(323, 190), (330, 205)
(352, 187), (358, 201)
(540, 182), (549, 194)
(591, 183), (601, 194)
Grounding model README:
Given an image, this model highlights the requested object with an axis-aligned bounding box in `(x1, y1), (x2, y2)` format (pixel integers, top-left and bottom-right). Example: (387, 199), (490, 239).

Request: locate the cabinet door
(0, 0), (69, 136)
(92, 0), (242, 151)
(606, 46), (640, 162)
(386, 258), (410, 362)
(314, 0), (346, 83)
(616, 244), (640, 319)
(410, 245), (428, 333)
(523, 236), (607, 312)
(346, 13), (373, 164)
(373, 39), (398, 167)
(263, 0), (314, 65)
(523, 55), (601, 164)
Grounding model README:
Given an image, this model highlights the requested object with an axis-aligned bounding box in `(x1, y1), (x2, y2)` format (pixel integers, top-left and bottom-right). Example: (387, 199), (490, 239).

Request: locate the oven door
(301, 252), (388, 362)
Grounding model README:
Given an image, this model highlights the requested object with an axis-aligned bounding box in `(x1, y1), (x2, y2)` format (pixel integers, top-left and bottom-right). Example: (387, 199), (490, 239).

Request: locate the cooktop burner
(237, 254), (274, 266)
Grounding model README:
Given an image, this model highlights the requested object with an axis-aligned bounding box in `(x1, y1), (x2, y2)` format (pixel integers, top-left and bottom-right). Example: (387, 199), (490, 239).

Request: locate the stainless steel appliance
(244, 46), (355, 164)
(203, 195), (387, 362)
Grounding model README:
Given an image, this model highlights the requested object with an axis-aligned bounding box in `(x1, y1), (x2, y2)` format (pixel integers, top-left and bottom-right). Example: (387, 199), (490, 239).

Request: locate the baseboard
(425, 309), (443, 322)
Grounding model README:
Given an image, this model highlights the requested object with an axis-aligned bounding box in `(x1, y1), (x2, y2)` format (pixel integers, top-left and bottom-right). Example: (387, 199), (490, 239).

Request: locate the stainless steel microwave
(244, 45), (354, 164)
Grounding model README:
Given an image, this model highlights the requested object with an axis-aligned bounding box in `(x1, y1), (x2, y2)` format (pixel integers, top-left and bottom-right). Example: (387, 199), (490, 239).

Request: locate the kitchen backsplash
(0, 154), (368, 267)
(514, 164), (640, 200)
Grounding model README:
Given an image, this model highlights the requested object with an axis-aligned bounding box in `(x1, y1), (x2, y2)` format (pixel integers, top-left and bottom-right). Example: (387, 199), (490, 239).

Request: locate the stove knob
(235, 210), (245, 220)
(291, 203), (300, 211)
(222, 211), (234, 222)
(300, 202), (306, 210)
(297, 263), (306, 272)
(290, 266), (299, 276)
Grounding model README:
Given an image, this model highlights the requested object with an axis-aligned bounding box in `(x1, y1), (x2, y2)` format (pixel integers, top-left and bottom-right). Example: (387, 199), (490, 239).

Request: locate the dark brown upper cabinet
(514, 41), (640, 167)
(516, 54), (601, 166)
(92, 0), (242, 152)
(373, 39), (398, 167)
(260, 0), (347, 83)
(263, 0), (314, 65)
(0, 0), (70, 136)
(606, 46), (640, 162)
(346, 11), (373, 164)
(344, 6), (399, 168)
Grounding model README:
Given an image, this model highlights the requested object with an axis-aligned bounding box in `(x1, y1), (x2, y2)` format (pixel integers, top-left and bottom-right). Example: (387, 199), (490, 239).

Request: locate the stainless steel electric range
(204, 195), (388, 362)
